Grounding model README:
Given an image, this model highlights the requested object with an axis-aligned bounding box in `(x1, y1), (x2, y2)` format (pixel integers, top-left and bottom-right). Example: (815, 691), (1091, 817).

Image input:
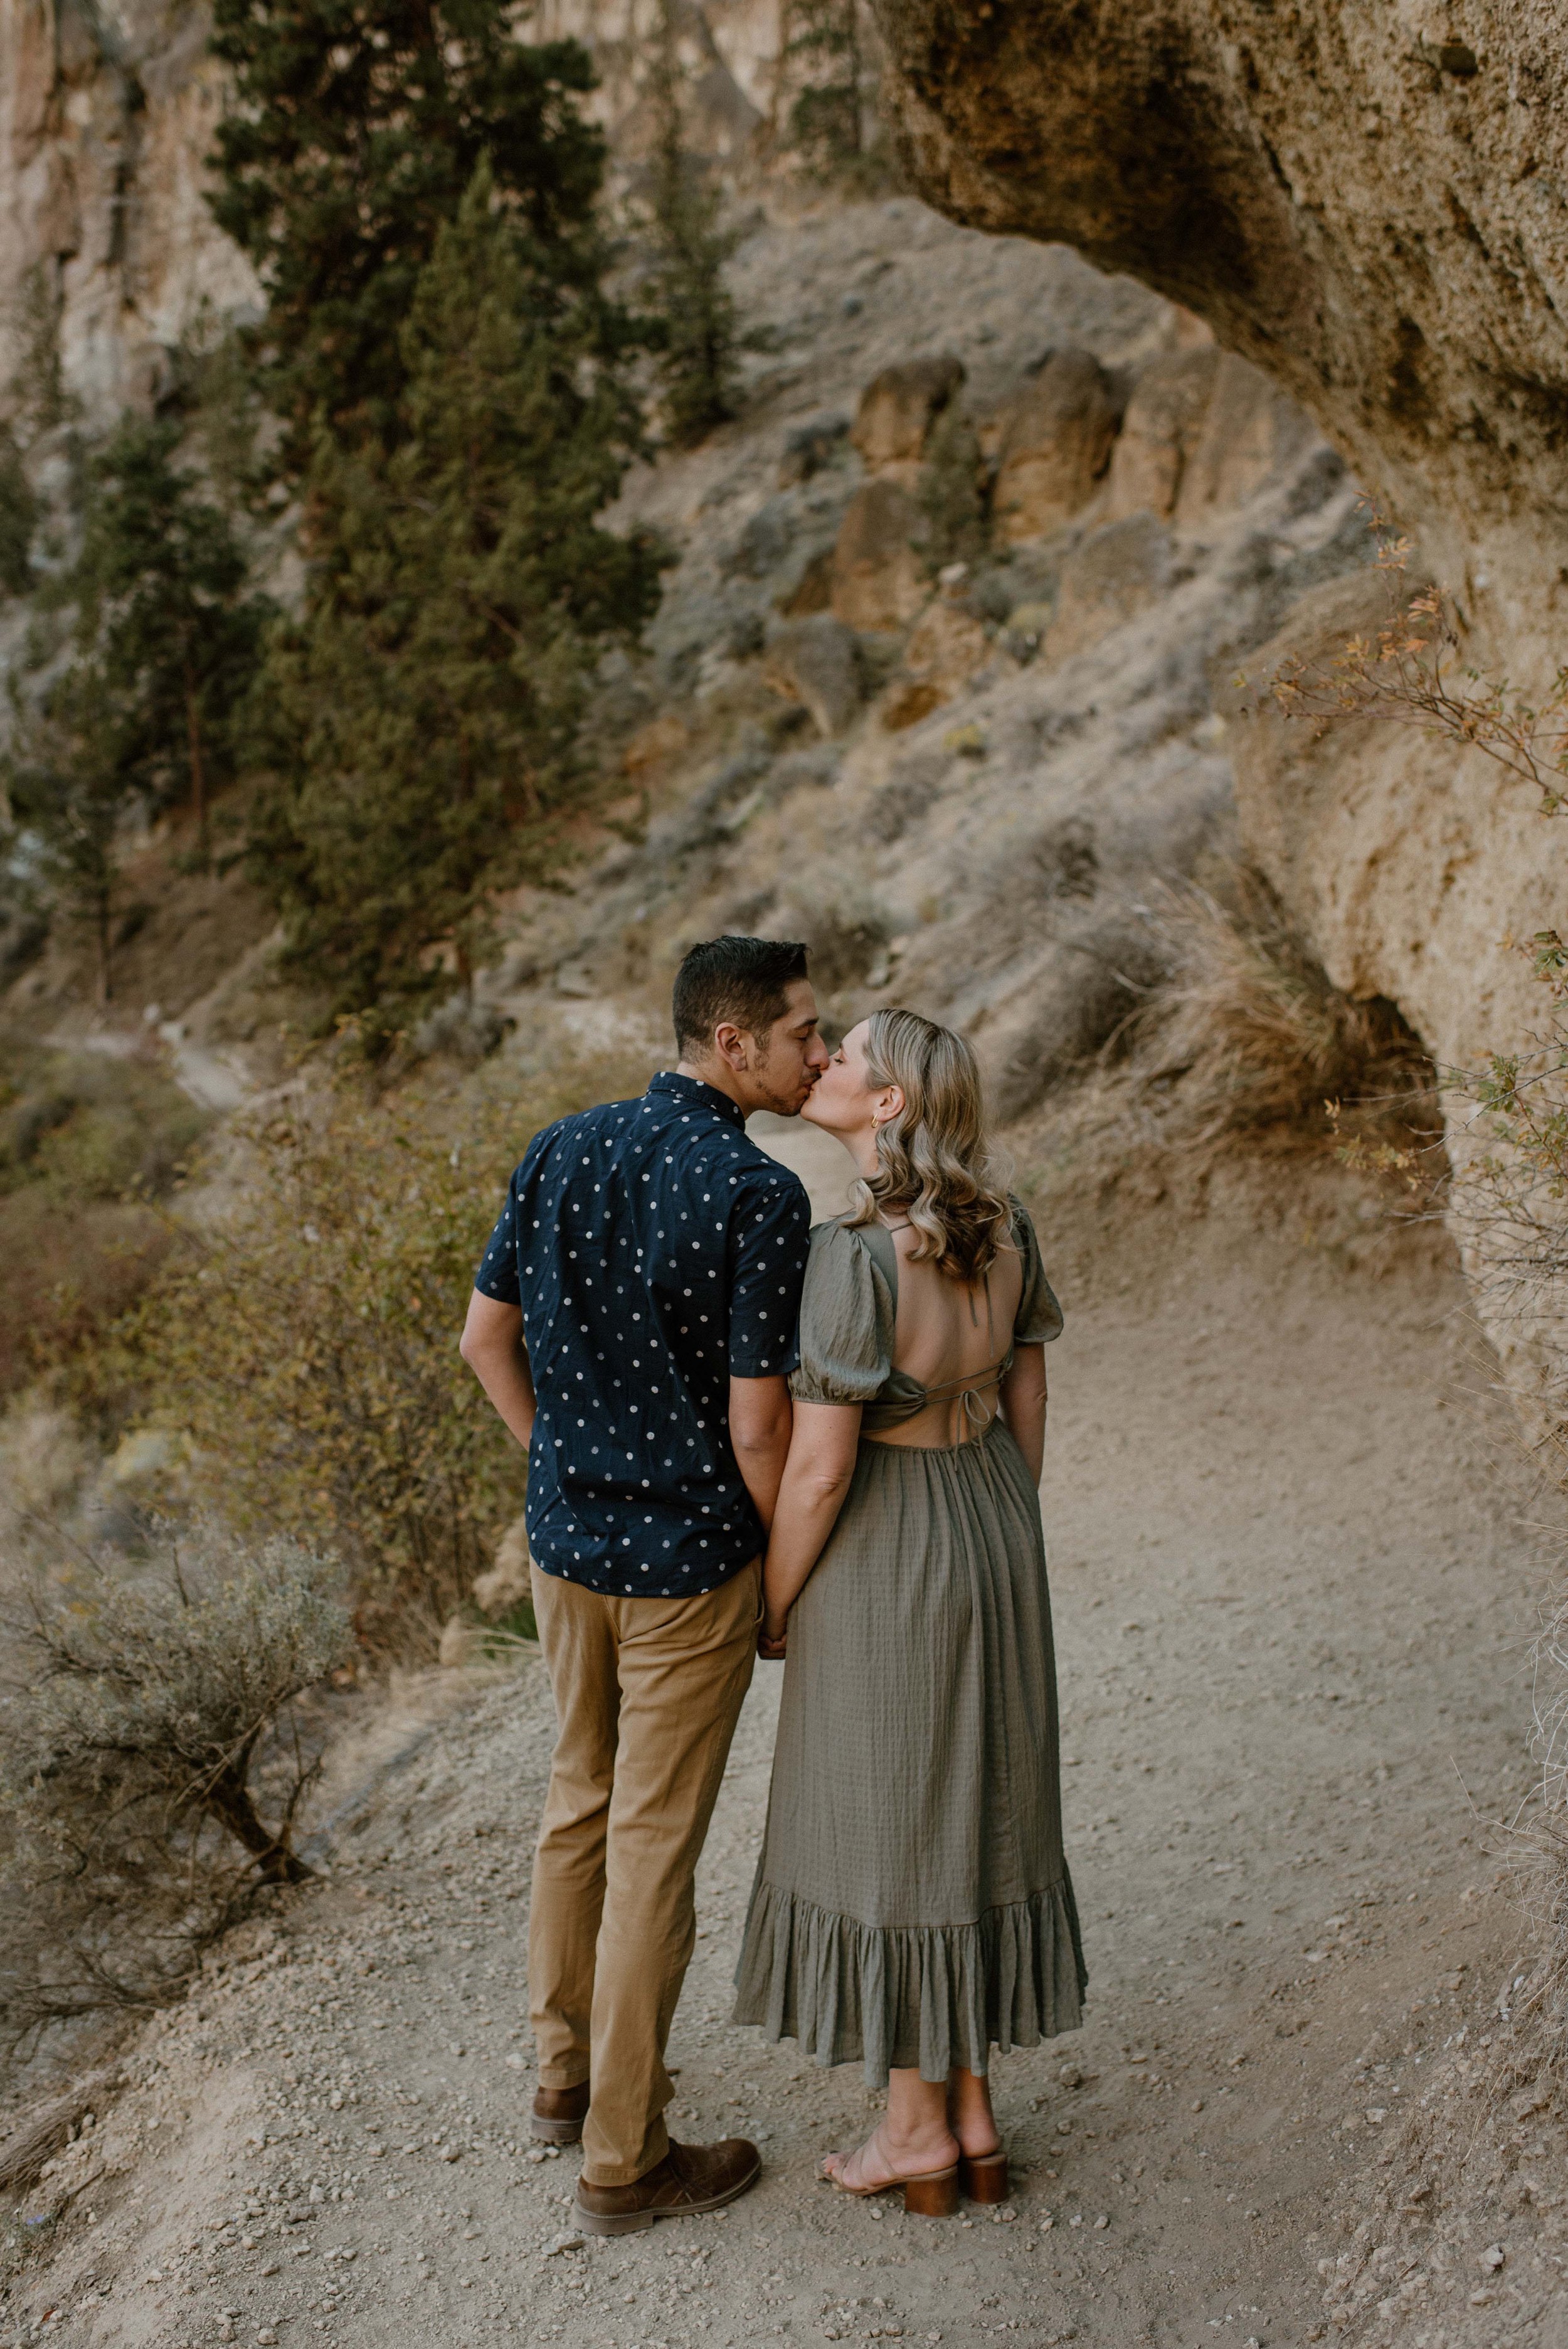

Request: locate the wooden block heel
(958, 2150), (1010, 2203)
(903, 2166), (960, 2218)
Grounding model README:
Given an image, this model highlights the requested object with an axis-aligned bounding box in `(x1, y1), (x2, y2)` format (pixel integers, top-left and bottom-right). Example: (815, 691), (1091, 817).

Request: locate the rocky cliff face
(0, 0), (779, 433)
(0, 0), (256, 428)
(872, 0), (1568, 1113)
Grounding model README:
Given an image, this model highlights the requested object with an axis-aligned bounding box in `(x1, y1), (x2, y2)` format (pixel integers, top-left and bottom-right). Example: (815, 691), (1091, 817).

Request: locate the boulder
(850, 354), (966, 484)
(1044, 512), (1173, 662)
(992, 350), (1119, 544)
(830, 479), (930, 631)
(763, 615), (864, 737)
(1104, 347), (1221, 521)
(1174, 351), (1316, 528)
(881, 596), (991, 727)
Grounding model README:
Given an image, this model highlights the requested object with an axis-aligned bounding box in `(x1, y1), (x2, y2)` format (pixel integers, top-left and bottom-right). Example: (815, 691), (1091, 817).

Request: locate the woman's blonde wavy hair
(844, 1007), (1013, 1281)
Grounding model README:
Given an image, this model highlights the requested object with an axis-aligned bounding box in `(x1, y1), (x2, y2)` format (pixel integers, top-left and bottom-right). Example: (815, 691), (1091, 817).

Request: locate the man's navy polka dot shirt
(474, 1070), (811, 1598)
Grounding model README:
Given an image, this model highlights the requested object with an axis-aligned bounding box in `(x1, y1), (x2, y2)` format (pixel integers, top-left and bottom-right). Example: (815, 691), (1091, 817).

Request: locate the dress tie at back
(861, 1357), (1011, 1438)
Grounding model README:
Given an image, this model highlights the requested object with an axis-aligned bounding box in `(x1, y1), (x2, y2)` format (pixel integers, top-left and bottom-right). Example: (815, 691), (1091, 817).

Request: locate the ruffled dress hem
(731, 1875), (1088, 2086)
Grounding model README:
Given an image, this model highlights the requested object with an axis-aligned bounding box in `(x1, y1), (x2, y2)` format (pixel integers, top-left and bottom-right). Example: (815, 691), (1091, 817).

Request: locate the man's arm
(729, 1373), (793, 1537)
(459, 1291), (537, 1450)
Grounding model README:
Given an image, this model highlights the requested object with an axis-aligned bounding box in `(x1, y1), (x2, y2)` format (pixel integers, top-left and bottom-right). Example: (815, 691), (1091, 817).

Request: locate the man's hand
(458, 1291), (536, 1449)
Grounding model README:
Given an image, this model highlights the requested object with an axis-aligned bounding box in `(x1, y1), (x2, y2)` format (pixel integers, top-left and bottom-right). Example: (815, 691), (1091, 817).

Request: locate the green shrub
(0, 1042), (210, 1397)
(0, 1190), (174, 1401)
(0, 1045), (210, 1202)
(919, 403), (989, 576)
(119, 1052), (643, 1653)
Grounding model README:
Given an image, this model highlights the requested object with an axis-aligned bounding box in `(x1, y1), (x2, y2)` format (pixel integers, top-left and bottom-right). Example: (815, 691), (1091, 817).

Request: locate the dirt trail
(10, 1157), (1557, 2349)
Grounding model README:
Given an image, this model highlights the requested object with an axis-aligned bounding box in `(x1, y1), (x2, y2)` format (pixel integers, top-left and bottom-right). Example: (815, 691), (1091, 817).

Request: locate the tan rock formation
(991, 349), (1118, 544)
(763, 613), (864, 736)
(0, 0), (780, 432)
(1105, 349), (1221, 524)
(1176, 354), (1320, 532)
(849, 352), (965, 485)
(1044, 511), (1172, 664)
(901, 593), (988, 689)
(830, 477), (930, 630)
(881, 592), (990, 727)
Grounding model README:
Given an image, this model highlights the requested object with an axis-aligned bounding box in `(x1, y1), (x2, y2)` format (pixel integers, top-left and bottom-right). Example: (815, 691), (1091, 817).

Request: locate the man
(460, 936), (827, 2235)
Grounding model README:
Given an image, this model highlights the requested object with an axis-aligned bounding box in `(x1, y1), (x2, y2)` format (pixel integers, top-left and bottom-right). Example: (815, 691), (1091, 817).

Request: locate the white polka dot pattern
(472, 1070), (810, 1596)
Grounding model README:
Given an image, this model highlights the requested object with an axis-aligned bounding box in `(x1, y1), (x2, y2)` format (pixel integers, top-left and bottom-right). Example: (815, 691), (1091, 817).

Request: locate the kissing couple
(461, 935), (1085, 2233)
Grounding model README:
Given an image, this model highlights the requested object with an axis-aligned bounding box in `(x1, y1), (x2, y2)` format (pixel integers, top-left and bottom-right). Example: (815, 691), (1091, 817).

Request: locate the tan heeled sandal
(820, 2153), (960, 2218)
(957, 2148), (1010, 2203)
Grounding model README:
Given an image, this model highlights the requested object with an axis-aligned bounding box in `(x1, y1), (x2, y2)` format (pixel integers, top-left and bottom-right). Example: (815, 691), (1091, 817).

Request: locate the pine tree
(781, 0), (873, 180)
(4, 665), (129, 1006)
(0, 431), (35, 597)
(644, 0), (741, 448)
(208, 0), (612, 471)
(74, 416), (271, 852)
(3, 415), (270, 992)
(250, 163), (662, 1047)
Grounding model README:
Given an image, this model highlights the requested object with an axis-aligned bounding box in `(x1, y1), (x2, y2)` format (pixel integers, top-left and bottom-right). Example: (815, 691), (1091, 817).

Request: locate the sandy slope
(6, 1157), (1560, 2349)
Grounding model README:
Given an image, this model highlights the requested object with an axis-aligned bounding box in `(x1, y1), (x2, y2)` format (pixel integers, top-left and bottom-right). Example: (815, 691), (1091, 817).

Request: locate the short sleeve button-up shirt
(474, 1071), (812, 1596)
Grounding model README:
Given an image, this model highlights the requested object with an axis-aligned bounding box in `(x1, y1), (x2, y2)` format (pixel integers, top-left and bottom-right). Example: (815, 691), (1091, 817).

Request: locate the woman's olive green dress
(733, 1204), (1086, 2085)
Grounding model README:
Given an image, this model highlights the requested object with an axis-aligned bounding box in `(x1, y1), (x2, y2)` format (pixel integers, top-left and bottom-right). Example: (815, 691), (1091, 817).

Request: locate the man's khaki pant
(528, 1561), (759, 2187)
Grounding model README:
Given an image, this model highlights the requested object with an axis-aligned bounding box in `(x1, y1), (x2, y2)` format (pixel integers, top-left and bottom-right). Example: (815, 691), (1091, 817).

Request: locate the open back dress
(732, 1201), (1086, 2084)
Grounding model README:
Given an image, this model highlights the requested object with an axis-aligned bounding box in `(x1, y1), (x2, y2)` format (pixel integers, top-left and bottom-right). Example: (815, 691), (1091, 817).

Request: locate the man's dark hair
(673, 935), (809, 1056)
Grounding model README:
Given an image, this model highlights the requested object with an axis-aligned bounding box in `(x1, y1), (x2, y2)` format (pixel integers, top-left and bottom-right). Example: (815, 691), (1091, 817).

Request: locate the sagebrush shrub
(0, 1527), (348, 2042)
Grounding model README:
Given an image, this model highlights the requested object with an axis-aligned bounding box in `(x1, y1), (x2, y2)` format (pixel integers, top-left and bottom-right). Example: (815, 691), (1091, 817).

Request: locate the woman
(733, 1008), (1085, 2216)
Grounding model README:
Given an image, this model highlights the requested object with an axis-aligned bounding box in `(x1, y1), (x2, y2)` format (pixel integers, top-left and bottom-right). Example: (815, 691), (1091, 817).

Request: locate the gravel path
(7, 1159), (1554, 2349)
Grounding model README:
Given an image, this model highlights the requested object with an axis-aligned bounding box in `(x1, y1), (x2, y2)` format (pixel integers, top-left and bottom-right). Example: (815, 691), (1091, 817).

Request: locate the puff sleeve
(788, 1221), (895, 1404)
(1010, 1199), (1064, 1344)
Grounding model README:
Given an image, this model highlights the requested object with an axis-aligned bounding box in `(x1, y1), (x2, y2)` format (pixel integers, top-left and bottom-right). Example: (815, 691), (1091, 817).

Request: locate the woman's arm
(997, 1342), (1047, 1485)
(758, 1401), (862, 1654)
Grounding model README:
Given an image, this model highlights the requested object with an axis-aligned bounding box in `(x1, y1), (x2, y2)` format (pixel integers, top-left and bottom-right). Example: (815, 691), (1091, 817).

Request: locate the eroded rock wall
(0, 0), (257, 430)
(872, 0), (1568, 1091)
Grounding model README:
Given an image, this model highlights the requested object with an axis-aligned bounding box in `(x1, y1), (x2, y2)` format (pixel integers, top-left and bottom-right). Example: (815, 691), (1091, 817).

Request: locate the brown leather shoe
(576, 2136), (761, 2235)
(532, 2081), (591, 2145)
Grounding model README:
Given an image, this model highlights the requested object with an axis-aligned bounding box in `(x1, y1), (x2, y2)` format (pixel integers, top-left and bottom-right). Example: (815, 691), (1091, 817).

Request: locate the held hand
(757, 1615), (788, 1661)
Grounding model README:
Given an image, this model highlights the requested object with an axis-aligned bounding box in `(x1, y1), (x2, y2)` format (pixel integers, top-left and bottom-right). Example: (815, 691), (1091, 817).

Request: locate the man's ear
(712, 1019), (748, 1073)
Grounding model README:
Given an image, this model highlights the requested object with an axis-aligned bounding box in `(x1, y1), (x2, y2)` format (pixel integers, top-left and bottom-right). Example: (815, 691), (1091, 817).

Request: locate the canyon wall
(0, 0), (781, 435)
(871, 0), (1567, 1096)
(0, 0), (257, 428)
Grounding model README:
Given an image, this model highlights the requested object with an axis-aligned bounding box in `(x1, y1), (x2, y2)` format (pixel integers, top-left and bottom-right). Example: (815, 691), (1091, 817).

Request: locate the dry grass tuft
(1134, 873), (1434, 1149)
